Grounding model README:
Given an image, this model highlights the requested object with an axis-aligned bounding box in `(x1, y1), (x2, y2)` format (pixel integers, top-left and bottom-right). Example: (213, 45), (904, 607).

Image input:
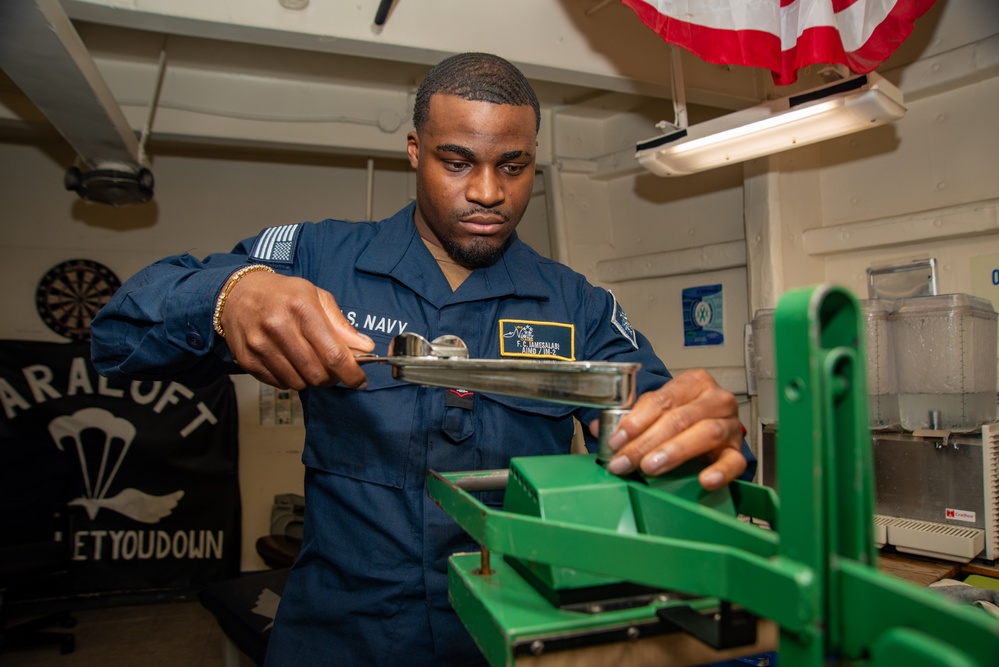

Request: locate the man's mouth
(460, 214), (507, 233)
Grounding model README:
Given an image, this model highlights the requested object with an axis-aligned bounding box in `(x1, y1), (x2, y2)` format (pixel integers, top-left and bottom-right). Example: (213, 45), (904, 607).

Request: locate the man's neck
(422, 238), (472, 291)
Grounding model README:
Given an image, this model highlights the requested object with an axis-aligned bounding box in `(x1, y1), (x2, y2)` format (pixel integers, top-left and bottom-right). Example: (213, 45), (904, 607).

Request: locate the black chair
(255, 493), (303, 569)
(199, 494), (303, 665)
(0, 438), (78, 656)
(201, 568), (290, 666)
(0, 537), (76, 655)
(254, 535), (302, 570)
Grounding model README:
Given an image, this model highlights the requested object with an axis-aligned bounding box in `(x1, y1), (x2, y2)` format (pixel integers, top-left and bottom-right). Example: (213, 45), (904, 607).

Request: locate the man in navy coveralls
(91, 52), (754, 666)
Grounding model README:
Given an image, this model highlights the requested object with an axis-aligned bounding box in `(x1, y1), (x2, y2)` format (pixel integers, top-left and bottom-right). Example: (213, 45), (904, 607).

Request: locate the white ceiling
(0, 0), (997, 171)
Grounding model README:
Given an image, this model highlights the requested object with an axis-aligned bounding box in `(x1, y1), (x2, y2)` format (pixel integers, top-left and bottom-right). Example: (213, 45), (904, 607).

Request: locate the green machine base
(448, 551), (776, 666)
(441, 453), (777, 666)
(432, 453), (782, 667)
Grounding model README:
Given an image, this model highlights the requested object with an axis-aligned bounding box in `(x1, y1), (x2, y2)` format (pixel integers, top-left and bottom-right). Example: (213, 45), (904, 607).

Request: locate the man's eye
(502, 164), (526, 175)
(444, 161), (468, 171)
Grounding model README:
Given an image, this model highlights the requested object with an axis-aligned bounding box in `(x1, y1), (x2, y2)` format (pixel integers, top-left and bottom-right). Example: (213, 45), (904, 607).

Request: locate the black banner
(0, 340), (240, 596)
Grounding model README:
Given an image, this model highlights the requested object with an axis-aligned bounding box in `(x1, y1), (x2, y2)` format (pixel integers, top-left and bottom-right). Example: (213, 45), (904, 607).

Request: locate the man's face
(407, 94), (537, 269)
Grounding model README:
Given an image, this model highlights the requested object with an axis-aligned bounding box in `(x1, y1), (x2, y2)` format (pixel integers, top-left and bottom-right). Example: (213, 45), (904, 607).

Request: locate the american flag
(621, 0), (937, 86)
(250, 223), (301, 264)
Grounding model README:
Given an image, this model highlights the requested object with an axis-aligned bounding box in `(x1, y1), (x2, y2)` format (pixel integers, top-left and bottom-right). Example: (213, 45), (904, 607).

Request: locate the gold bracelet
(212, 264), (276, 338)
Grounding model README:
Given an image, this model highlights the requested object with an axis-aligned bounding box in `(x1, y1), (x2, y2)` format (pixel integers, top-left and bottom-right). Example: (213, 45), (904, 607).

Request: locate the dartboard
(36, 259), (121, 340)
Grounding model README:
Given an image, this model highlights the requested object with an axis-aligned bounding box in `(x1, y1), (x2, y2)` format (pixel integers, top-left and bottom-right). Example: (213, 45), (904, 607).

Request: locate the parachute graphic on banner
(49, 407), (184, 523)
(1, 340), (240, 595)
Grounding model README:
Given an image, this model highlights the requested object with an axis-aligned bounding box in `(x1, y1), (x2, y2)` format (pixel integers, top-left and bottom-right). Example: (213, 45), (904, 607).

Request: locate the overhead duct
(0, 0), (154, 206)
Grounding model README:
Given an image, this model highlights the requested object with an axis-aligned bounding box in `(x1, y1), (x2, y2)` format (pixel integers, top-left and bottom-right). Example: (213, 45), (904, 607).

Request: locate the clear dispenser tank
(890, 294), (998, 432)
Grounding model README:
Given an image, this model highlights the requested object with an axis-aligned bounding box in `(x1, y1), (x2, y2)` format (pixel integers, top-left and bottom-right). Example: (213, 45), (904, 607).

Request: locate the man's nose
(466, 168), (504, 207)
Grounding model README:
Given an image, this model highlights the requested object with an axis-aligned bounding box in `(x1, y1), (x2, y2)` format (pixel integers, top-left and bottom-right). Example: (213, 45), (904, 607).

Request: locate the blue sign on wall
(682, 284), (724, 347)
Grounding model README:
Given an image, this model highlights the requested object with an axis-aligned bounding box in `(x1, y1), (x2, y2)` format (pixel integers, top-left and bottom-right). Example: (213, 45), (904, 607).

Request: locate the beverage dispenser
(890, 294), (998, 432)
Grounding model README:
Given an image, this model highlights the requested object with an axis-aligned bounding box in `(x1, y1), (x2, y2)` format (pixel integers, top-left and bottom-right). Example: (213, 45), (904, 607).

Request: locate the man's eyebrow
(436, 144), (530, 161)
(437, 143), (475, 159)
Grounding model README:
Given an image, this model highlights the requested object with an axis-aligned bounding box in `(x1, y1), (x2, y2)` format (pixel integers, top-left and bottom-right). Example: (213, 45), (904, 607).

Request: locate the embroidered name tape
(499, 319), (575, 361)
(249, 223), (302, 264)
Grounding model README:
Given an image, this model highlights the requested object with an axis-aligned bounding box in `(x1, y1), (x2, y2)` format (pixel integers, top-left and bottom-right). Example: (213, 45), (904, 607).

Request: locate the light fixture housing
(635, 72), (905, 177)
(64, 161), (155, 207)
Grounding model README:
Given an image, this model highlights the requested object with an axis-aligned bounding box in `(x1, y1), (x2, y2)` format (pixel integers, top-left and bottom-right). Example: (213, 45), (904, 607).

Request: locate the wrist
(212, 264), (275, 338)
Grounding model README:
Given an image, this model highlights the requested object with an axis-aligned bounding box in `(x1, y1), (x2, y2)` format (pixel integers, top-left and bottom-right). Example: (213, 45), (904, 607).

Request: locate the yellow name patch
(499, 319), (575, 361)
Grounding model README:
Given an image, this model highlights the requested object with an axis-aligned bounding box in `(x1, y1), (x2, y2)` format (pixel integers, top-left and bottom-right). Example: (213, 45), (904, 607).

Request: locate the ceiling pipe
(0, 0), (154, 205)
(0, 0), (139, 166)
(137, 39), (169, 168)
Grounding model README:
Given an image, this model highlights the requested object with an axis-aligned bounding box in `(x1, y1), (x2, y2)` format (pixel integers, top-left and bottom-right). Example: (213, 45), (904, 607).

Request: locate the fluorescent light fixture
(635, 73), (905, 177)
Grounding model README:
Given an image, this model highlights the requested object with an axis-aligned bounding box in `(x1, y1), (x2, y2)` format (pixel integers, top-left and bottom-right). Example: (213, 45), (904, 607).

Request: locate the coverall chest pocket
(302, 354), (416, 489)
(442, 389), (475, 444)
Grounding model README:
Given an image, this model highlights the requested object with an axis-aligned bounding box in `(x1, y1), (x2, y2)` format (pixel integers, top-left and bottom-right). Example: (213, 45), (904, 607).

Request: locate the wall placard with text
(682, 284), (725, 347)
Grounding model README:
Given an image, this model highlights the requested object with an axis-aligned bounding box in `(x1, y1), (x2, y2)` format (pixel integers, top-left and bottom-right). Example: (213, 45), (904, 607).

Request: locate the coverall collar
(355, 202), (551, 309)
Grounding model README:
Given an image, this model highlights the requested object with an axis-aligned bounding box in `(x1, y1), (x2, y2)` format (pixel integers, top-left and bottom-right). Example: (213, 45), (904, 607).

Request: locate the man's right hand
(219, 271), (375, 390)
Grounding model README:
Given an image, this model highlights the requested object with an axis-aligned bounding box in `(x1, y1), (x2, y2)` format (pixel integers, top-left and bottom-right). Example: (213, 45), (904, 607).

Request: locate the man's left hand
(590, 369), (747, 490)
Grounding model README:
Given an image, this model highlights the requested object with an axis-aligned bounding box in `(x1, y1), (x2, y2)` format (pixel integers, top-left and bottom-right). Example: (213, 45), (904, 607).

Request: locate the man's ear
(406, 131), (419, 169)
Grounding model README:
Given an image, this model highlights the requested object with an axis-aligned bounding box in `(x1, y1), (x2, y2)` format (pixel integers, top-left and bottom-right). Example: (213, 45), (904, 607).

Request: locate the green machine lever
(427, 284), (999, 666)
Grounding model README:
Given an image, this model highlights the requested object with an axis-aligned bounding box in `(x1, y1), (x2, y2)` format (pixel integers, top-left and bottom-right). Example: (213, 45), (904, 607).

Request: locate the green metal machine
(426, 285), (999, 666)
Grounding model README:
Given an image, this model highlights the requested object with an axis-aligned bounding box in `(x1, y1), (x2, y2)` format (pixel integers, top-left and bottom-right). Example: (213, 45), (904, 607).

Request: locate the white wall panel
(820, 77), (999, 226)
(609, 267), (749, 387)
(608, 167), (744, 257)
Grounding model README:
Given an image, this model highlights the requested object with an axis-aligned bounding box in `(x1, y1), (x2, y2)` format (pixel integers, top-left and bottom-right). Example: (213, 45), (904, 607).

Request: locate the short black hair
(413, 52), (541, 133)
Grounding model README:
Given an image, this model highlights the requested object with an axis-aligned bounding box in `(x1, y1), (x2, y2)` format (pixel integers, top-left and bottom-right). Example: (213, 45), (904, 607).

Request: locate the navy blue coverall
(91, 202), (756, 666)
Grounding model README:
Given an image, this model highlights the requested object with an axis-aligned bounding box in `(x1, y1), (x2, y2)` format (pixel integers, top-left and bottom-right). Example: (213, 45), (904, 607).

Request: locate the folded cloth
(929, 579), (999, 617)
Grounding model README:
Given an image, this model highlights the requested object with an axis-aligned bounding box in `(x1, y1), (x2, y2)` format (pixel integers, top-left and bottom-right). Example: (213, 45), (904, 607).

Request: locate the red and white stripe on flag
(621, 0), (936, 86)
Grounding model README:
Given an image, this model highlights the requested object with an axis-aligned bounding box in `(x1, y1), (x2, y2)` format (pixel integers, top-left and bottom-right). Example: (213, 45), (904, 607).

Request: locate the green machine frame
(427, 285), (999, 666)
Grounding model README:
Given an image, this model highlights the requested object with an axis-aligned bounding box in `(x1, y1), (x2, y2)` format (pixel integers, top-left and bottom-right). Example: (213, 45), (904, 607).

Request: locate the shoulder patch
(609, 291), (638, 350)
(249, 223), (302, 264)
